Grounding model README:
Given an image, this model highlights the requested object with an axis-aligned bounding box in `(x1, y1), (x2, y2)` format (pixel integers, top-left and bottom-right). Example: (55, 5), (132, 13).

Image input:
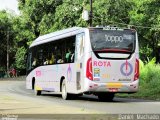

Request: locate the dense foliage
(0, 0), (160, 71)
(139, 58), (160, 99)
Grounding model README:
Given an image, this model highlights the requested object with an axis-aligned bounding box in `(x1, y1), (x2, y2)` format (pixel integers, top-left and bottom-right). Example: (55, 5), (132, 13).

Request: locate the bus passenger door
(75, 33), (85, 92)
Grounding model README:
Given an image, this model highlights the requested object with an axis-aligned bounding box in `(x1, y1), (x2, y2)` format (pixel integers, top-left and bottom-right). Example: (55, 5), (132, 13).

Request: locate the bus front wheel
(98, 93), (115, 102)
(35, 90), (41, 96)
(34, 81), (41, 96)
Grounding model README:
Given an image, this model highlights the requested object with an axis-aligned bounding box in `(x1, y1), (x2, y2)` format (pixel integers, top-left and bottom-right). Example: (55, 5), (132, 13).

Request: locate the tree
(52, 0), (87, 30)
(15, 46), (26, 70)
(91, 0), (134, 26)
(142, 0), (160, 62)
(18, 0), (63, 36)
(0, 10), (16, 71)
(129, 0), (160, 62)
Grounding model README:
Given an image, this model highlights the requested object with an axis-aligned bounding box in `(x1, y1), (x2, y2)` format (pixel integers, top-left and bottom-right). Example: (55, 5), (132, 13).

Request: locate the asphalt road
(0, 78), (160, 119)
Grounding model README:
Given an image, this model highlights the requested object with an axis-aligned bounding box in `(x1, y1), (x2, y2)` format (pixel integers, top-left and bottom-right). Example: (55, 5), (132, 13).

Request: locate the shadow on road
(40, 93), (154, 103)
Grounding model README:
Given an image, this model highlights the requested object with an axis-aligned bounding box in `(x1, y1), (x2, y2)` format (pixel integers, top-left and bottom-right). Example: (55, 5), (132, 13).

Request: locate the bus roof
(29, 26), (136, 48)
(30, 27), (85, 48)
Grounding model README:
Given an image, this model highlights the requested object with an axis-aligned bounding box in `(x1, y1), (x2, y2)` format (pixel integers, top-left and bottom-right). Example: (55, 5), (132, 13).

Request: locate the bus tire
(32, 78), (35, 90)
(35, 90), (41, 96)
(98, 93), (115, 102)
(61, 80), (71, 100)
(34, 81), (41, 96)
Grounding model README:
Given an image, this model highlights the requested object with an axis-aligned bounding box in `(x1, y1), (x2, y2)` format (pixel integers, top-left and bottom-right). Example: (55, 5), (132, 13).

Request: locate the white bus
(26, 27), (139, 101)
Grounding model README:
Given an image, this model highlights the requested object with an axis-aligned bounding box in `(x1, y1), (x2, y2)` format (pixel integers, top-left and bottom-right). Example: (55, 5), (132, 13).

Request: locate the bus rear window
(90, 29), (136, 53)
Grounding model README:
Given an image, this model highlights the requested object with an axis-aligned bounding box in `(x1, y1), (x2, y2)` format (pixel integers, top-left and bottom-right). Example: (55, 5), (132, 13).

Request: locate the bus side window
(75, 33), (84, 61)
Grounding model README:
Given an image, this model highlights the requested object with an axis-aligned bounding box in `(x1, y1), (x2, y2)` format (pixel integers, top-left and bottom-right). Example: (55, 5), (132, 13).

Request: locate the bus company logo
(67, 64), (72, 81)
(105, 35), (123, 43)
(120, 61), (133, 76)
(93, 61), (111, 67)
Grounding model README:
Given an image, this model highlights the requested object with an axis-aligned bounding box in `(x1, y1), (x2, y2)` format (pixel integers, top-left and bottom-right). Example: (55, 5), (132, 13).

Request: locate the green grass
(116, 59), (160, 101)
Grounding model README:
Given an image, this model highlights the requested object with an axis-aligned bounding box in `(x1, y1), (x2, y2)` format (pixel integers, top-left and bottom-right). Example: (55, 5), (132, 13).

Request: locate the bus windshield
(90, 29), (136, 53)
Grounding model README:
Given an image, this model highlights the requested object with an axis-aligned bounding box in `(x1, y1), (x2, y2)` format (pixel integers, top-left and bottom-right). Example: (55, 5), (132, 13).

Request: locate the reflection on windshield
(90, 29), (136, 52)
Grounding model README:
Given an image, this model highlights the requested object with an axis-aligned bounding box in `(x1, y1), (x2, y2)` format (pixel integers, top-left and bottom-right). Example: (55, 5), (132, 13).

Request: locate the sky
(0, 0), (20, 15)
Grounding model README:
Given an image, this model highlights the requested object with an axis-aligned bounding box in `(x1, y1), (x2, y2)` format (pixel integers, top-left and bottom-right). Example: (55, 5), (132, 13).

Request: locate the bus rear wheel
(61, 80), (71, 100)
(98, 93), (115, 102)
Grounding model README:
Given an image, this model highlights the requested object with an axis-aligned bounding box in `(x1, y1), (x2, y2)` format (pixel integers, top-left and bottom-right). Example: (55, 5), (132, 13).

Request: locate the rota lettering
(93, 61), (111, 67)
